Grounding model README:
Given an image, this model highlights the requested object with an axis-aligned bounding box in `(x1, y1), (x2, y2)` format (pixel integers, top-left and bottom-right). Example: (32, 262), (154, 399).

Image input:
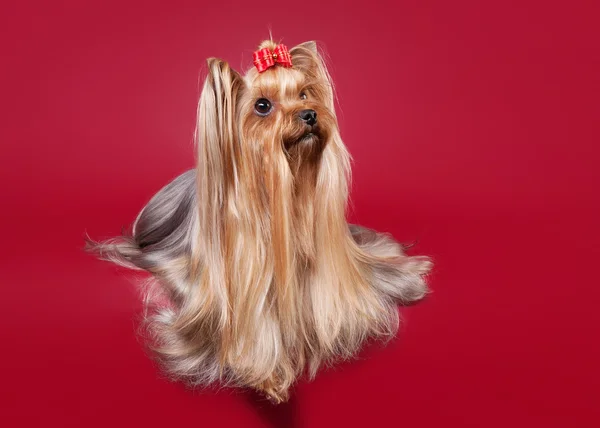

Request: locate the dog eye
(254, 98), (273, 116)
(300, 92), (307, 100)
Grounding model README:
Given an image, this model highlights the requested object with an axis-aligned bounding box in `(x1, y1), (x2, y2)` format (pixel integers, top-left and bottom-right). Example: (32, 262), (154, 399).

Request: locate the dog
(86, 39), (432, 403)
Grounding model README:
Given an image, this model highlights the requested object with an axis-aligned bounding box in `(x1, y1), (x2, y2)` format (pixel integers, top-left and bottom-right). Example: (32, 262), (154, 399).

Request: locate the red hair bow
(253, 44), (293, 73)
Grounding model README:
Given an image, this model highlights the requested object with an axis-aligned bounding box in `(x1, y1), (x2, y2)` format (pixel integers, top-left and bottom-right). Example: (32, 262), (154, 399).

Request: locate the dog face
(241, 62), (335, 162)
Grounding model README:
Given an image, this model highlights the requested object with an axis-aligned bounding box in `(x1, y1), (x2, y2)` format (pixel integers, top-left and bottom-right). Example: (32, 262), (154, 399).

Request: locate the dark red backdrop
(1, 1), (598, 427)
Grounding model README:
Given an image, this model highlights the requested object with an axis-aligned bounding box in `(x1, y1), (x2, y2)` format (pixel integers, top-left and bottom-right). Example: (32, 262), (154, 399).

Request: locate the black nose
(299, 109), (317, 126)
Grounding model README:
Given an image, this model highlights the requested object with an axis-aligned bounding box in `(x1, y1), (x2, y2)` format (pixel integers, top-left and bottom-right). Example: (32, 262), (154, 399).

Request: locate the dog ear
(294, 40), (318, 54)
(289, 42), (335, 111)
(196, 58), (245, 157)
(289, 41), (320, 72)
(195, 58), (245, 249)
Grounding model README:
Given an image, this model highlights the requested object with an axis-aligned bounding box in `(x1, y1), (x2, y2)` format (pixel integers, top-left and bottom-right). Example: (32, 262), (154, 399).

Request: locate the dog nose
(299, 109), (317, 126)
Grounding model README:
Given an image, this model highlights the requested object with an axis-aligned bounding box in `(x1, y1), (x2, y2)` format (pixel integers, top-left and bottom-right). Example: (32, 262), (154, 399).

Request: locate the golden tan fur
(85, 39), (432, 403)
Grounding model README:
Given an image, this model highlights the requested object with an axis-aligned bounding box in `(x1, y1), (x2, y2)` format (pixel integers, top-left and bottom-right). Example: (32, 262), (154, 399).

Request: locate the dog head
(196, 40), (344, 180)
(241, 40), (337, 162)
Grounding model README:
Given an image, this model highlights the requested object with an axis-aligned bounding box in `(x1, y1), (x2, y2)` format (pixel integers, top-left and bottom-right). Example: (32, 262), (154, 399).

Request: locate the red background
(1, 1), (599, 427)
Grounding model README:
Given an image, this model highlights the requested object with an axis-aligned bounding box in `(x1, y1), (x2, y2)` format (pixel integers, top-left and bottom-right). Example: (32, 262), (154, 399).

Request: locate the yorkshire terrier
(86, 39), (432, 403)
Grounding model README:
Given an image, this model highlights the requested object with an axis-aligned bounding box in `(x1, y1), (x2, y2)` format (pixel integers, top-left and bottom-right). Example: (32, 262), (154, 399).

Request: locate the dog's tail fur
(84, 169), (197, 275)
